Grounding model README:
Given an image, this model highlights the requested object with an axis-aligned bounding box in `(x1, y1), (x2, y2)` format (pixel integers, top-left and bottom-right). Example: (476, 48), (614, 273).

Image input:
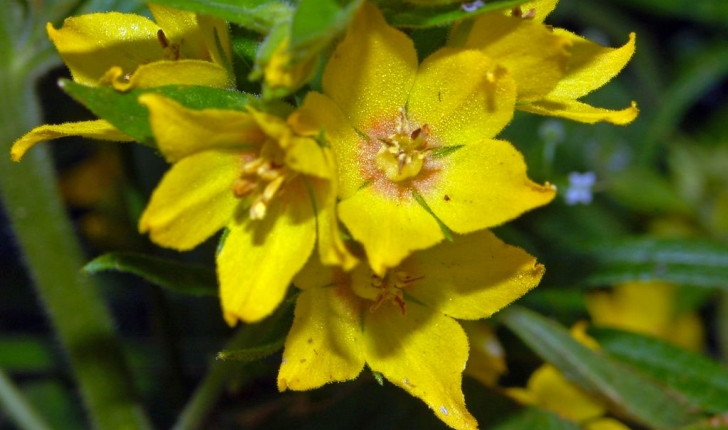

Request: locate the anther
(157, 30), (169, 48)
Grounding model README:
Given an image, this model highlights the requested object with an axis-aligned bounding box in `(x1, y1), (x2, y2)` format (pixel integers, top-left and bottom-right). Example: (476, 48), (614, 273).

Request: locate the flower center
(354, 269), (424, 315)
(231, 141), (293, 220)
(374, 108), (433, 182)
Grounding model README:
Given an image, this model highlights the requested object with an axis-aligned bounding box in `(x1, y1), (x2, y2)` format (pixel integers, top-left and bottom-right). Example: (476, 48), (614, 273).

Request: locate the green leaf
(83, 252), (217, 297)
(216, 339), (284, 363)
(60, 80), (254, 145)
(590, 327), (728, 414)
(609, 0), (728, 25)
(289, 0), (363, 61)
(607, 167), (691, 215)
(135, 0), (293, 33)
(584, 237), (728, 289)
(490, 407), (581, 430)
(381, 0), (526, 28)
(498, 306), (701, 428)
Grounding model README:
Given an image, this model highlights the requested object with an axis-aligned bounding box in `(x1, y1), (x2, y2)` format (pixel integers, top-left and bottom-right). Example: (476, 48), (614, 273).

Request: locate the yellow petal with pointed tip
(148, 4), (209, 61)
(11, 120), (133, 162)
(278, 286), (365, 391)
(465, 13), (570, 101)
(138, 150), (238, 250)
(139, 94), (265, 162)
(402, 230), (544, 320)
(408, 48), (516, 144)
(509, 0), (558, 22)
(105, 60), (233, 91)
(323, 2), (417, 131)
(47, 14), (162, 86)
(219, 179), (316, 325)
(424, 139), (555, 233)
(549, 31), (636, 100)
(295, 92), (365, 199)
(519, 98), (639, 125)
(364, 302), (477, 430)
(338, 186), (443, 275)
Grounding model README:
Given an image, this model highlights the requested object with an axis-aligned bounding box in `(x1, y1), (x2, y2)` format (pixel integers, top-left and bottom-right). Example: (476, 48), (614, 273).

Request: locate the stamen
(262, 175), (285, 202)
(232, 178), (256, 198)
(157, 30), (169, 49)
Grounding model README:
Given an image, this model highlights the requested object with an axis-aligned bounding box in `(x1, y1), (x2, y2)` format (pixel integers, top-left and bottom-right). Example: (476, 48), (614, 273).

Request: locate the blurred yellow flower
(298, 2), (555, 274)
(135, 94), (354, 324)
(463, 0), (638, 124)
(506, 324), (630, 430)
(278, 230), (545, 430)
(586, 281), (704, 351)
(11, 5), (234, 161)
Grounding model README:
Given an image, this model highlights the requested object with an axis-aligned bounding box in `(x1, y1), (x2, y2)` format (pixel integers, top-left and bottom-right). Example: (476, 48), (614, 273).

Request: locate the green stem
(0, 43), (152, 430)
(174, 297), (294, 430)
(0, 368), (53, 430)
(172, 328), (256, 430)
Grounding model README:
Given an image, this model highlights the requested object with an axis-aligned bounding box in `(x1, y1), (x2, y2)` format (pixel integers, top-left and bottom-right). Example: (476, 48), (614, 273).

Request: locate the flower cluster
(11, 1), (636, 428)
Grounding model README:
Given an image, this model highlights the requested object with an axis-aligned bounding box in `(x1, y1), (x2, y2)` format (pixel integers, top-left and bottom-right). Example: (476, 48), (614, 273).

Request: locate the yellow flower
(586, 281), (704, 351)
(134, 94), (355, 324)
(49, 4), (233, 90)
(463, 0), (638, 125)
(11, 5), (234, 161)
(506, 324), (630, 430)
(507, 365), (630, 430)
(298, 2), (555, 274)
(278, 230), (545, 430)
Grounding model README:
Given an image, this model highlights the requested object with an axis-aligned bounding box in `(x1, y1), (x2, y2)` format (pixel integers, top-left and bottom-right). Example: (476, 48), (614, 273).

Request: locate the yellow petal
(526, 365), (605, 421)
(139, 94), (265, 162)
(338, 186), (443, 275)
(148, 4), (209, 61)
(464, 13), (570, 100)
(364, 302), (477, 430)
(138, 150), (239, 250)
(47, 14), (162, 86)
(196, 14), (233, 70)
(219, 179), (316, 324)
(307, 174), (359, 270)
(105, 60), (234, 91)
(509, 0), (559, 22)
(402, 230), (544, 319)
(518, 98), (639, 125)
(408, 48), (516, 144)
(462, 321), (507, 387)
(548, 31), (636, 100)
(322, 2), (417, 131)
(11, 120), (133, 162)
(423, 139), (555, 233)
(278, 286), (365, 391)
(294, 92), (365, 199)
(293, 250), (342, 291)
(586, 281), (674, 338)
(248, 108), (330, 179)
